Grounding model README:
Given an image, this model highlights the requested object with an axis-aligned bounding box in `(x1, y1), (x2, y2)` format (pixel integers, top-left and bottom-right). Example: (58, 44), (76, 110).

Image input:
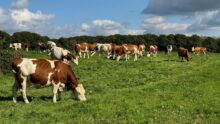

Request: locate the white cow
(9, 43), (22, 50)
(96, 43), (112, 57)
(47, 41), (56, 48)
(51, 46), (78, 65)
(167, 45), (173, 55)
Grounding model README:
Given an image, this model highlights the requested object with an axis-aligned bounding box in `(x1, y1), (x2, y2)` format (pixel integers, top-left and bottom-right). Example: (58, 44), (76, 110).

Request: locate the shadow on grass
(0, 95), (53, 102)
(0, 96), (32, 102)
(145, 59), (179, 63)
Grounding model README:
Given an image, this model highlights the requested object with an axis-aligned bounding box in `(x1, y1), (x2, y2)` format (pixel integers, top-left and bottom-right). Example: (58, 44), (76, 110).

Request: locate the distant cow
(107, 44), (124, 60)
(167, 45), (173, 55)
(108, 44), (138, 61)
(9, 43), (22, 51)
(97, 43), (112, 56)
(37, 42), (48, 52)
(138, 44), (146, 56)
(192, 47), (207, 55)
(123, 44), (139, 61)
(178, 47), (191, 61)
(51, 46), (78, 65)
(147, 45), (158, 57)
(11, 58), (86, 103)
(75, 43), (97, 59)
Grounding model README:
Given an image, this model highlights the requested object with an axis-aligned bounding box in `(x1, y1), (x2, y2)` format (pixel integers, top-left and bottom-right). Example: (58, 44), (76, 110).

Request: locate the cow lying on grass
(11, 58), (86, 103)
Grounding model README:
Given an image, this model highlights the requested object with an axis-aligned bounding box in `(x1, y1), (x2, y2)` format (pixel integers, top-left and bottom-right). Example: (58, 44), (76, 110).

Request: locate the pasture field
(0, 51), (220, 123)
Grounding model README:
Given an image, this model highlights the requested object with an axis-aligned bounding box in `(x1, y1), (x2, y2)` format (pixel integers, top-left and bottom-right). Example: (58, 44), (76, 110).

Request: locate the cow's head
(74, 84), (86, 101)
(62, 52), (79, 65)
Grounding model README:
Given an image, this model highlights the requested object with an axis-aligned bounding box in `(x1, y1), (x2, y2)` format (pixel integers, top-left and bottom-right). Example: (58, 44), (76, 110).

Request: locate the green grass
(0, 51), (220, 123)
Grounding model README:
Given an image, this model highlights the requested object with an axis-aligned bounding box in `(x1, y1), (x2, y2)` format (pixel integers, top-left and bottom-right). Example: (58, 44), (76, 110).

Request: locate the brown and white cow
(9, 43), (22, 51)
(108, 44), (138, 61)
(178, 47), (192, 61)
(75, 43), (97, 59)
(107, 44), (124, 60)
(122, 44), (139, 61)
(138, 44), (146, 57)
(51, 46), (78, 65)
(147, 45), (158, 57)
(192, 47), (207, 55)
(11, 58), (86, 103)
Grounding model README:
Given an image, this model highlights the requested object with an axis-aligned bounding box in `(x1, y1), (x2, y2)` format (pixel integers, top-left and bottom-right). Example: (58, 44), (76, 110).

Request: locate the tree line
(1, 30), (220, 52)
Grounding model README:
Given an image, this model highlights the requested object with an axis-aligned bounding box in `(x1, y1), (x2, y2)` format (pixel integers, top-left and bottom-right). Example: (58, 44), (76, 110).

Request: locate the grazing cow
(9, 43), (22, 51)
(167, 45), (173, 55)
(108, 44), (138, 61)
(107, 44), (124, 60)
(75, 43), (97, 58)
(178, 47), (192, 61)
(51, 46), (78, 65)
(147, 45), (158, 57)
(47, 41), (56, 50)
(37, 42), (48, 52)
(11, 58), (86, 103)
(88, 43), (97, 56)
(97, 43), (112, 56)
(122, 44), (139, 61)
(192, 47), (207, 55)
(75, 43), (89, 58)
(138, 44), (146, 57)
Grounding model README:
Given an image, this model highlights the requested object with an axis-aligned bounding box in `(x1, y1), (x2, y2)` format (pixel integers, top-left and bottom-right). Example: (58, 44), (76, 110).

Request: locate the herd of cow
(9, 41), (207, 104)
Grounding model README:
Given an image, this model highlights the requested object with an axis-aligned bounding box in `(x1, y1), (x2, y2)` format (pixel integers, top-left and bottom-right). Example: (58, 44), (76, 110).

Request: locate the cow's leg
(127, 54), (130, 61)
(140, 52), (143, 57)
(134, 54), (138, 61)
(20, 75), (29, 103)
(113, 53), (116, 60)
(125, 54), (128, 61)
(116, 55), (121, 61)
(12, 81), (19, 103)
(87, 51), (90, 59)
(91, 51), (96, 56)
(53, 83), (59, 103)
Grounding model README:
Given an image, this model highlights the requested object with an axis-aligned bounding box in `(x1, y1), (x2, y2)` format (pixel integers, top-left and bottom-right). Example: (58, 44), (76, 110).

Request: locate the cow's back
(51, 47), (63, 59)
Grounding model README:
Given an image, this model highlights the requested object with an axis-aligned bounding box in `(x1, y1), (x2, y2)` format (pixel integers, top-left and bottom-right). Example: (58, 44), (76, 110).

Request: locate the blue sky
(1, 0), (220, 38)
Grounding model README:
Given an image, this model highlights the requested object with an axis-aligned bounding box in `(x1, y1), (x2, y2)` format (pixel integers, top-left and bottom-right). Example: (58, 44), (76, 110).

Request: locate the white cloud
(79, 19), (144, 36)
(142, 16), (189, 34)
(12, 0), (29, 10)
(10, 9), (54, 30)
(0, 2), (54, 37)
